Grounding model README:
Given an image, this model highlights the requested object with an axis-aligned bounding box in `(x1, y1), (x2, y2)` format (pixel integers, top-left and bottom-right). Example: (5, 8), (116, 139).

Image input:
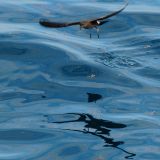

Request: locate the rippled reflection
(44, 113), (136, 159)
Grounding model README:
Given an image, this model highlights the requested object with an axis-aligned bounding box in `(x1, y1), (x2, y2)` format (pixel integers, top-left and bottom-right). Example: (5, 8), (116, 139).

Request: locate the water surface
(0, 0), (160, 159)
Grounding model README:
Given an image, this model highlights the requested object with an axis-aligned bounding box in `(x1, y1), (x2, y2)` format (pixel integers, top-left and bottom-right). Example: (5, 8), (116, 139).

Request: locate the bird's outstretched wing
(39, 0), (128, 28)
(39, 19), (80, 28)
(95, 0), (128, 21)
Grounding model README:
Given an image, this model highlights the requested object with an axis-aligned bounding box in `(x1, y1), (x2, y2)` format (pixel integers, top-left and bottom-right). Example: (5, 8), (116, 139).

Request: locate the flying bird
(39, 0), (128, 38)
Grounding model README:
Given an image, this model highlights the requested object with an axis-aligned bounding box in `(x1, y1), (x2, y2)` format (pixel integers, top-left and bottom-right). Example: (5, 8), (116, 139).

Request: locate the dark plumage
(87, 93), (102, 103)
(39, 0), (128, 38)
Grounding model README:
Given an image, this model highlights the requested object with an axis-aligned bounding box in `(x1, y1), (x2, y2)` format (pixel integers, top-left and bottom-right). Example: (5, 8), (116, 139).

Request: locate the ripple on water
(61, 64), (100, 77)
(134, 67), (160, 81)
(0, 129), (54, 141)
(93, 52), (141, 68)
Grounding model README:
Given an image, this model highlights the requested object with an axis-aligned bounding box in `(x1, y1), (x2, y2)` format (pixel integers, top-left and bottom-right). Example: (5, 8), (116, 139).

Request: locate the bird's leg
(90, 33), (92, 39)
(95, 27), (100, 39)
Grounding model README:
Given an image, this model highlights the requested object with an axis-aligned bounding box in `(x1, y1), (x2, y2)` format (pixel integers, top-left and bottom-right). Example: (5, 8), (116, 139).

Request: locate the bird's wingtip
(39, 18), (46, 25)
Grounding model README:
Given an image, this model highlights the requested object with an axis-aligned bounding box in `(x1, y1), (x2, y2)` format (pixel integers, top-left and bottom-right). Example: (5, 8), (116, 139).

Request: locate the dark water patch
(41, 95), (47, 99)
(59, 146), (81, 157)
(134, 67), (160, 80)
(0, 42), (70, 63)
(0, 44), (27, 56)
(128, 12), (160, 27)
(0, 129), (53, 141)
(0, 33), (20, 40)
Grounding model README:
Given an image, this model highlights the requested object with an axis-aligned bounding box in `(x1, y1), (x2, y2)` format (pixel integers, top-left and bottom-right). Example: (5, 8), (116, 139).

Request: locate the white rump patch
(97, 21), (100, 24)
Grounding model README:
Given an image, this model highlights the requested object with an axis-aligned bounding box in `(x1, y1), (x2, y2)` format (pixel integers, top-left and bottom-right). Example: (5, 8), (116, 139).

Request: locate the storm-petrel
(39, 0), (128, 38)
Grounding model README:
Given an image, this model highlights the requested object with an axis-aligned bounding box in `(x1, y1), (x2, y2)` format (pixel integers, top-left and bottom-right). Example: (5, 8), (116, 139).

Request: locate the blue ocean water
(0, 0), (160, 159)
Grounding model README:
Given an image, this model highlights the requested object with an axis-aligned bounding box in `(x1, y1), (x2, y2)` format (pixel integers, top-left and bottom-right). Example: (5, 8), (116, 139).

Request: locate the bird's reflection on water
(87, 92), (102, 103)
(44, 113), (136, 159)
